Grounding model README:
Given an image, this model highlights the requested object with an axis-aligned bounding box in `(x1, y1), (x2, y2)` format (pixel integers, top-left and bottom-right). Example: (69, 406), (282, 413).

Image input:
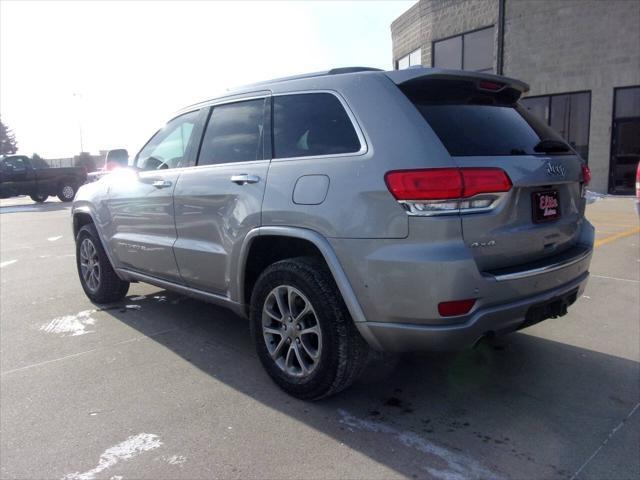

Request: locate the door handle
(230, 174), (260, 185)
(151, 180), (172, 188)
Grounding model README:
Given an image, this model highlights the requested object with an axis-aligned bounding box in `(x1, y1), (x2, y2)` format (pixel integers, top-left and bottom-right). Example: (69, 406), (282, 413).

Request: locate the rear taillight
(581, 164), (591, 186)
(385, 168), (511, 215)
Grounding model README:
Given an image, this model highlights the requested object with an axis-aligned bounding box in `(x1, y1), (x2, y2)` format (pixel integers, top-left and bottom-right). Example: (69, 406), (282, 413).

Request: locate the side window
(198, 99), (266, 166)
(273, 93), (361, 159)
(136, 110), (199, 171)
(2, 157), (27, 171)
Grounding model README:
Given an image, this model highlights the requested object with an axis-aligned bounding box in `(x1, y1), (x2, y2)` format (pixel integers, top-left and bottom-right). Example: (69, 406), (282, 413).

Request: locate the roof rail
(230, 66), (383, 91)
(327, 67), (383, 75)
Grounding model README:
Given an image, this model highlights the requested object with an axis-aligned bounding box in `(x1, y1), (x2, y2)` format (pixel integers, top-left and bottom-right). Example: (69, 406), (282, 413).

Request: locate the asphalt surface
(0, 195), (638, 480)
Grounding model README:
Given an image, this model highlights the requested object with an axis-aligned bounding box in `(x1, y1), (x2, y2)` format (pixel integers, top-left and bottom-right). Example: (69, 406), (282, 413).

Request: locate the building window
(397, 48), (421, 70)
(520, 91), (591, 162)
(609, 86), (640, 194)
(432, 26), (494, 73)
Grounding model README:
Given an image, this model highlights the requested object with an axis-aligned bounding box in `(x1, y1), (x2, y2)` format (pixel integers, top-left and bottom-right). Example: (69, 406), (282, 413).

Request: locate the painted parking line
(594, 226), (640, 248)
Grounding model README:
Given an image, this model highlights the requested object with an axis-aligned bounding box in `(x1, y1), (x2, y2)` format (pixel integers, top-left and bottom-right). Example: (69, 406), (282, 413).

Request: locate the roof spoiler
(385, 67), (530, 96)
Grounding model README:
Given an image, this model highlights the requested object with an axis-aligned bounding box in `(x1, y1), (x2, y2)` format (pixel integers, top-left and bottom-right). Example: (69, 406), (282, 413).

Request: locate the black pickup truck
(0, 155), (87, 203)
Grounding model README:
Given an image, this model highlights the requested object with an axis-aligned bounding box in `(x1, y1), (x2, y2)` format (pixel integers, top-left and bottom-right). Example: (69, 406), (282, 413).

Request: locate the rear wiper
(533, 139), (570, 153)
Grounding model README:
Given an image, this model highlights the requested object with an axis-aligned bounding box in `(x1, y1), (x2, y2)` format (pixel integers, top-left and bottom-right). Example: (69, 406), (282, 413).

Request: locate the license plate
(532, 190), (560, 223)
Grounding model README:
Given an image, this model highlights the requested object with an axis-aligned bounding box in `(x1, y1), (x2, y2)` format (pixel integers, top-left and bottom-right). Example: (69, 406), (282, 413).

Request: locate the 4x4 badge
(546, 162), (566, 177)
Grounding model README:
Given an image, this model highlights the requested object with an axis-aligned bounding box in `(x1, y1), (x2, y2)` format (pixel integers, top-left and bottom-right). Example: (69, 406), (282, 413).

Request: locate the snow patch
(125, 305), (141, 310)
(338, 409), (501, 480)
(163, 455), (186, 465)
(40, 310), (97, 336)
(63, 433), (162, 480)
(47, 235), (63, 241)
(585, 190), (605, 204)
(0, 259), (17, 268)
(130, 295), (147, 301)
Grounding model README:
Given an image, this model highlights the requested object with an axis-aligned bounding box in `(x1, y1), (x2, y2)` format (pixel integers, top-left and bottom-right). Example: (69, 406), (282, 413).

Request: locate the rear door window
(273, 93), (361, 159)
(402, 79), (568, 156)
(198, 99), (267, 165)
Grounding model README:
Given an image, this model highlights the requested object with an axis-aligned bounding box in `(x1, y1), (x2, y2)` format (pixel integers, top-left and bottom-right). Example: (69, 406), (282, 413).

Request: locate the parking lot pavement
(0, 196), (638, 480)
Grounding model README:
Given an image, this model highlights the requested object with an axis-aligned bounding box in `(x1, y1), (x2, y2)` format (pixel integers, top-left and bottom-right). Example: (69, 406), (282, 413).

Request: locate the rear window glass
(403, 79), (568, 156)
(273, 93), (361, 159)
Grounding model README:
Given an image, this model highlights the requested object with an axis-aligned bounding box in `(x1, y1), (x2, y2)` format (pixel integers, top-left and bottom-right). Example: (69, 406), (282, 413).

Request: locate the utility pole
(72, 92), (84, 152)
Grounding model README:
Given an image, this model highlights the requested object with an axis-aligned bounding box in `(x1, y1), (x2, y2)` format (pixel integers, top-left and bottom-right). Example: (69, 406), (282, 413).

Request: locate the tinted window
(521, 96), (550, 123)
(198, 99), (266, 165)
(550, 93), (590, 160)
(463, 27), (493, 72)
(417, 104), (567, 156)
(433, 27), (494, 73)
(521, 92), (591, 161)
(1, 156), (27, 171)
(614, 86), (640, 119)
(433, 36), (462, 70)
(137, 110), (199, 170)
(273, 93), (361, 158)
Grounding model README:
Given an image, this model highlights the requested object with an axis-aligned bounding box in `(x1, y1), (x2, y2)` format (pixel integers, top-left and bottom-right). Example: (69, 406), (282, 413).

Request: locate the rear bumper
(355, 271), (589, 352)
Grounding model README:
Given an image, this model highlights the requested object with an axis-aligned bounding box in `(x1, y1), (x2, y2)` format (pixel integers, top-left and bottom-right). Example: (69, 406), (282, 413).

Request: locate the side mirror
(105, 149), (129, 170)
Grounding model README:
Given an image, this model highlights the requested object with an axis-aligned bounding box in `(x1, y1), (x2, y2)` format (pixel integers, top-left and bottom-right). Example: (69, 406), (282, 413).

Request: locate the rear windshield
(402, 79), (569, 156)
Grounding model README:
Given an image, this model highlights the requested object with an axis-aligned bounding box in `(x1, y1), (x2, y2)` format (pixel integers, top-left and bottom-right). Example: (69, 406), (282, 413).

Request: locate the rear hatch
(388, 70), (589, 272)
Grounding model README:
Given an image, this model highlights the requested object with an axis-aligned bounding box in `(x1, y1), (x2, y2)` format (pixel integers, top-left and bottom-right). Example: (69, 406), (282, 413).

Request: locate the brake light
(462, 169), (513, 197)
(438, 299), (476, 317)
(385, 168), (511, 216)
(385, 168), (463, 200)
(477, 80), (505, 91)
(581, 164), (591, 186)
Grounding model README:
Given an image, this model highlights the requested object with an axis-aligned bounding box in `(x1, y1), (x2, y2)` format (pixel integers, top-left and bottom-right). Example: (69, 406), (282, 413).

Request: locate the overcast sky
(0, 0), (415, 158)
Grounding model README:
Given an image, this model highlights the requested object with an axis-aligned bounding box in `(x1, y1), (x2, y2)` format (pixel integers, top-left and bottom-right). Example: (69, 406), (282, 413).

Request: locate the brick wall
(391, 0), (640, 193)
(504, 0), (640, 193)
(391, 0), (498, 67)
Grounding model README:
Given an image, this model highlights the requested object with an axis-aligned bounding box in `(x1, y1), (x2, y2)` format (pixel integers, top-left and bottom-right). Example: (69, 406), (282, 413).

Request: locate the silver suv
(72, 67), (594, 399)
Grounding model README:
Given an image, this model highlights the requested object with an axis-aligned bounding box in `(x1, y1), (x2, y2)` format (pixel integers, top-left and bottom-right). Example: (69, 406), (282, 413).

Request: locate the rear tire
(250, 256), (369, 400)
(76, 224), (129, 304)
(58, 181), (77, 202)
(30, 194), (48, 203)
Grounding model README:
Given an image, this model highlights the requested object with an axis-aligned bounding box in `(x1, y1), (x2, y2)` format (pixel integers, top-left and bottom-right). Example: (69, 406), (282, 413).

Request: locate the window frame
(431, 25), (495, 73)
(195, 96), (271, 167)
(608, 85), (640, 193)
(396, 48), (422, 70)
(270, 90), (368, 162)
(134, 109), (206, 171)
(520, 90), (592, 162)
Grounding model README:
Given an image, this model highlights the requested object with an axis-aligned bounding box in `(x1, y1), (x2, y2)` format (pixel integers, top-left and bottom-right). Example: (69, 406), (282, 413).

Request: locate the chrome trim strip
(487, 247), (592, 282)
(399, 193), (507, 216)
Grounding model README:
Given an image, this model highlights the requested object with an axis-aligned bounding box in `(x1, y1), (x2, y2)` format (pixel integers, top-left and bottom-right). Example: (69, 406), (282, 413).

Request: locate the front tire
(30, 194), (48, 203)
(76, 224), (129, 303)
(58, 181), (77, 202)
(250, 257), (369, 400)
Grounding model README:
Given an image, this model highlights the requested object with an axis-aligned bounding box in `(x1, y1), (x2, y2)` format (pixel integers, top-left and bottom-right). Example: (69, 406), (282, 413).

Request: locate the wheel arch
(72, 205), (124, 279)
(236, 227), (368, 325)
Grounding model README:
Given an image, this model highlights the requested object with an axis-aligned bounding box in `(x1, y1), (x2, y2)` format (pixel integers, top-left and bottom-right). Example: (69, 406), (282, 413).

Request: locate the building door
(609, 86), (640, 194)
